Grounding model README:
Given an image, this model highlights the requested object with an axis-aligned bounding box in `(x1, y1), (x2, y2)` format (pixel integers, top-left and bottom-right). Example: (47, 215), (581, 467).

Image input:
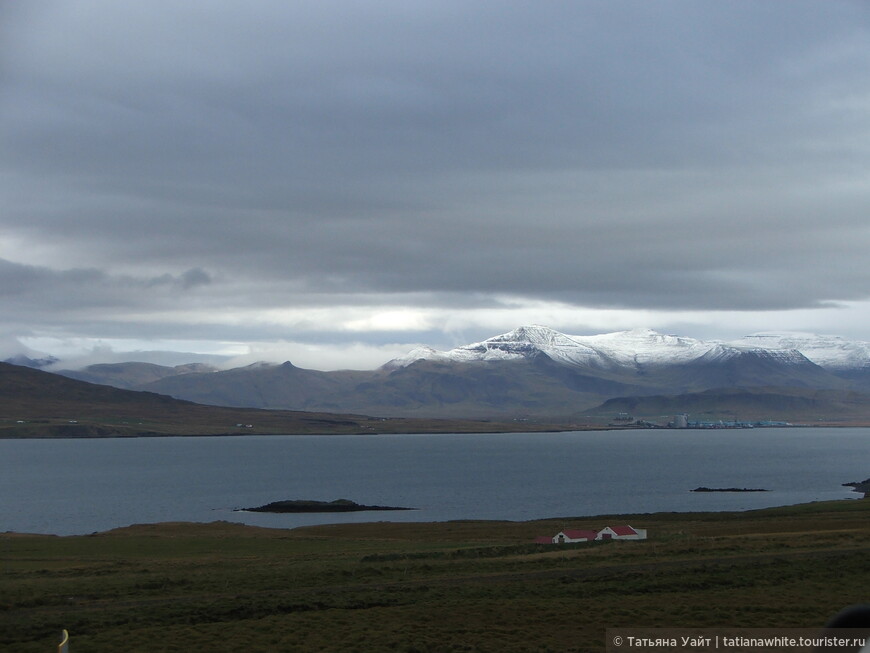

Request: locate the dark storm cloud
(2, 0), (870, 347)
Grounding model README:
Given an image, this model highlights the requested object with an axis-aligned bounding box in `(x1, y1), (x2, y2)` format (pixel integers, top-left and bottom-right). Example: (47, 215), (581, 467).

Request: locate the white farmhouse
(551, 529), (599, 544)
(596, 525), (647, 540)
(536, 525), (649, 545)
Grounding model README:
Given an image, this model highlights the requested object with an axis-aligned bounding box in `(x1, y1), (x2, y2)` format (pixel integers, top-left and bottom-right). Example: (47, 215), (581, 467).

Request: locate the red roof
(605, 525), (637, 536)
(561, 529), (598, 541)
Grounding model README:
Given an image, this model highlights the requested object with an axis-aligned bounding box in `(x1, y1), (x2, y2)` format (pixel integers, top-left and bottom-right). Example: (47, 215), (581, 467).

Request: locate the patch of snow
(730, 332), (870, 369)
(446, 325), (612, 368)
(384, 326), (870, 371)
(571, 328), (715, 366)
(695, 344), (812, 366)
(381, 346), (445, 369)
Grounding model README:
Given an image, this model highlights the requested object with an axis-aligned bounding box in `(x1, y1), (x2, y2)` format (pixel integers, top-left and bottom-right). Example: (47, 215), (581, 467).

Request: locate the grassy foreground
(1, 500), (868, 652)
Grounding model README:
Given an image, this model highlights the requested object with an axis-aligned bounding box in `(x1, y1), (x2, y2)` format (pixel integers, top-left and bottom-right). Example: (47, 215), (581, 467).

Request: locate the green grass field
(2, 500), (868, 652)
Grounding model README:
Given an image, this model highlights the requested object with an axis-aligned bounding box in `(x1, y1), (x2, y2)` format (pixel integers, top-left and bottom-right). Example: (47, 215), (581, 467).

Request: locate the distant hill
(58, 361), (218, 389)
(3, 354), (60, 369)
(140, 356), (646, 419)
(0, 362), (551, 438)
(585, 387), (870, 424)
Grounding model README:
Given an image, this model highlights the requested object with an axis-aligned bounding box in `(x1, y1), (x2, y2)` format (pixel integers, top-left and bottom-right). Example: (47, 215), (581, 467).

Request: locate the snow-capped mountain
(435, 326), (610, 367)
(66, 324), (870, 420)
(729, 332), (870, 370)
(694, 344), (817, 367)
(571, 328), (713, 366)
(386, 326), (685, 369)
(385, 325), (870, 372)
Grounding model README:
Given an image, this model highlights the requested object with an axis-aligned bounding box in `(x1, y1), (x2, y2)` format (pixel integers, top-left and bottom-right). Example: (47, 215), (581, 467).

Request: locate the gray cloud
(0, 258), (212, 315)
(2, 1), (870, 361)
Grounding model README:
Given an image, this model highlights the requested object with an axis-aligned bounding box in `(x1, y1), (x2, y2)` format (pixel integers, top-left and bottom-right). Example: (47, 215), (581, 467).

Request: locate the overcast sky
(2, 1), (870, 369)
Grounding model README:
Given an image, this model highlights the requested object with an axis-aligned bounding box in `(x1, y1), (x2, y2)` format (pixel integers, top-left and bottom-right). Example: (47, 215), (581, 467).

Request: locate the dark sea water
(1, 428), (867, 535)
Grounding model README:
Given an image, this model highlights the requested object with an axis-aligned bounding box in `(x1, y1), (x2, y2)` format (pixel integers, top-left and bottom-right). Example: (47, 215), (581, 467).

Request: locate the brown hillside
(0, 363), (564, 437)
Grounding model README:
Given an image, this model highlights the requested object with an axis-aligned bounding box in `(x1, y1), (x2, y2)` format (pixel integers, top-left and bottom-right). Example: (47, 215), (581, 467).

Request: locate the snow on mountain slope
(385, 325), (701, 369)
(384, 326), (610, 368)
(384, 326), (870, 371)
(475, 326), (612, 366)
(695, 344), (814, 366)
(444, 326), (612, 367)
(571, 328), (713, 366)
(729, 332), (870, 369)
(381, 346), (447, 369)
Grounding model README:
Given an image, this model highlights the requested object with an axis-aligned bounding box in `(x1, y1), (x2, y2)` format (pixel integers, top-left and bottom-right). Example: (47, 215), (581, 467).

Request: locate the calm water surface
(1, 428), (866, 535)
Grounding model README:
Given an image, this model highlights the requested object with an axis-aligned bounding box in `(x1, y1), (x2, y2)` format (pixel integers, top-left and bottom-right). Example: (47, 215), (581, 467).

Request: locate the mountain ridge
(19, 325), (870, 421)
(126, 326), (870, 419)
(384, 325), (870, 371)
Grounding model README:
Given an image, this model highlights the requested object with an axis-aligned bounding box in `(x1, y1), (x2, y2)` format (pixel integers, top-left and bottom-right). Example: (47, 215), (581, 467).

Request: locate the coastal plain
(2, 499), (868, 652)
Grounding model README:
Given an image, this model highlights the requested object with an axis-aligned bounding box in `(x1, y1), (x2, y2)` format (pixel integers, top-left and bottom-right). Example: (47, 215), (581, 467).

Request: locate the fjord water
(1, 428), (866, 535)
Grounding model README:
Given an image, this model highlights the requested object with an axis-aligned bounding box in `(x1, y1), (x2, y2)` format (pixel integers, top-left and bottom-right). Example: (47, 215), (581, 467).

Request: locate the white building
(551, 529), (599, 544)
(596, 525), (647, 540)
(541, 525), (648, 544)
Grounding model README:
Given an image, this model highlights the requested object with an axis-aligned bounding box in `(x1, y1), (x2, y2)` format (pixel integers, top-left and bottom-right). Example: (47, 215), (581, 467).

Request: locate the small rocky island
(691, 487), (768, 493)
(238, 499), (417, 513)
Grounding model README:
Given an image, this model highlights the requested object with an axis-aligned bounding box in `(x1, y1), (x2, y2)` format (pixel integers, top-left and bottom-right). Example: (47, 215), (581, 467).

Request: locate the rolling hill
(0, 362), (558, 437)
(58, 361), (218, 389)
(586, 386), (870, 425)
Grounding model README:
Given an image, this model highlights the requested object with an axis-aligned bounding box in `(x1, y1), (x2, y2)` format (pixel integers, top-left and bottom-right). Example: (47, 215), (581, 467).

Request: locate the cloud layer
(2, 1), (870, 366)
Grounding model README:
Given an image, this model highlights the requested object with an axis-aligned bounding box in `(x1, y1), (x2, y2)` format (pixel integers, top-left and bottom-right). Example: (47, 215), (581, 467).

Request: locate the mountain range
(32, 326), (870, 422)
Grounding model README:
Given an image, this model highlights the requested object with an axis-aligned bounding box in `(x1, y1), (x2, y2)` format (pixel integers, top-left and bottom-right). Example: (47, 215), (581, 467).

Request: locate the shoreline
(3, 497), (865, 539)
(4, 422), (870, 440)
